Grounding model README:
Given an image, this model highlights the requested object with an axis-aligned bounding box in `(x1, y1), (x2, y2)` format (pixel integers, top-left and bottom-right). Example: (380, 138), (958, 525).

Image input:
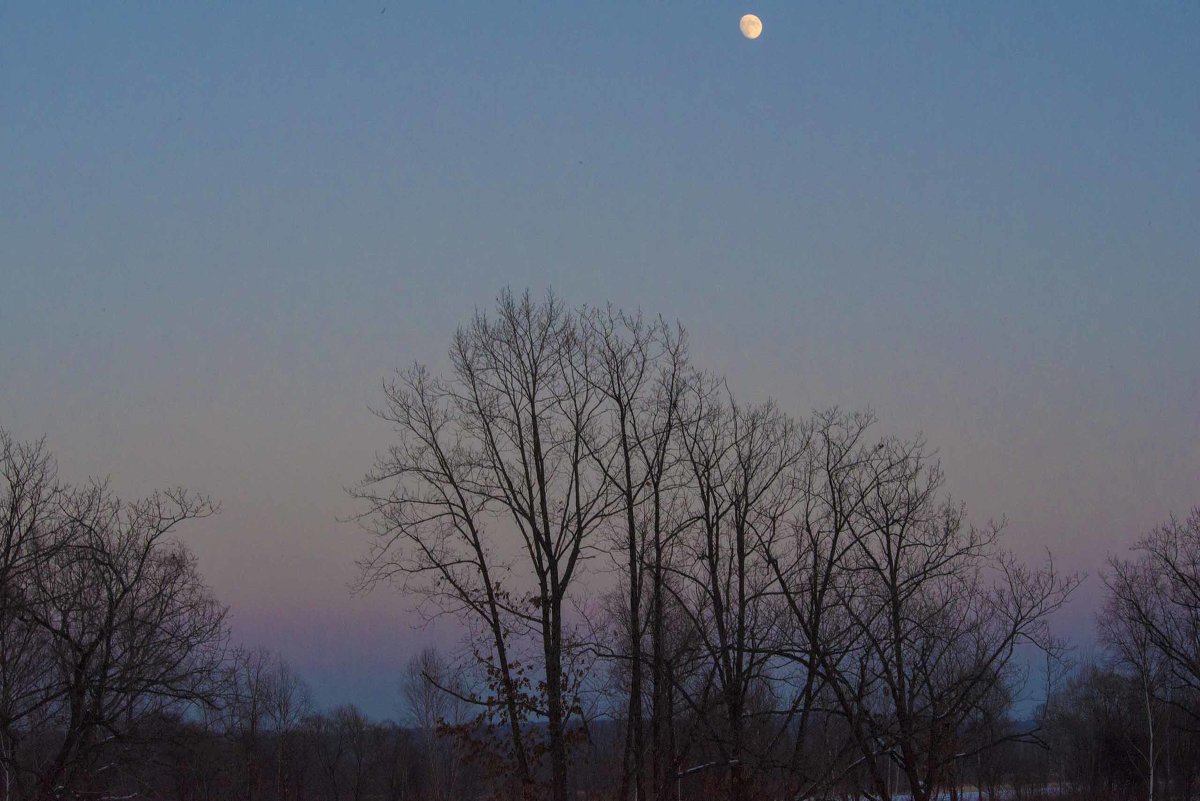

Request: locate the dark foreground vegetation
(3, 291), (1198, 801)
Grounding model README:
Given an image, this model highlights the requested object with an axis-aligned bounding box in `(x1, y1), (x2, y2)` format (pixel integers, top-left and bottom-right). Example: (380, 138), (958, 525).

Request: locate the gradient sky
(2, 2), (1198, 718)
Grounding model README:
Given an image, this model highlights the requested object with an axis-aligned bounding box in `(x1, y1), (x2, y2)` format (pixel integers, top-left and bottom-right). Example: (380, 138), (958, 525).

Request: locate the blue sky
(2, 2), (1197, 716)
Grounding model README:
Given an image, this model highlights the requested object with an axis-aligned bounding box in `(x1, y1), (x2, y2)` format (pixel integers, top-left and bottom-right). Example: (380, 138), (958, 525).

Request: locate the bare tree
(355, 290), (614, 801)
(265, 657), (313, 801)
(1102, 558), (1169, 801)
(580, 307), (690, 800)
(353, 353), (540, 796)
(311, 704), (374, 801)
(402, 647), (467, 801)
(34, 486), (225, 798)
(1106, 510), (1200, 717)
(0, 428), (229, 801)
(816, 435), (1078, 801)
(759, 409), (878, 798)
(226, 646), (277, 801)
(0, 429), (67, 799)
(670, 381), (805, 801)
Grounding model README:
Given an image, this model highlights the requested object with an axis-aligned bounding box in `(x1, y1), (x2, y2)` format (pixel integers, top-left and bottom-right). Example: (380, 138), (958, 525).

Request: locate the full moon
(740, 14), (762, 40)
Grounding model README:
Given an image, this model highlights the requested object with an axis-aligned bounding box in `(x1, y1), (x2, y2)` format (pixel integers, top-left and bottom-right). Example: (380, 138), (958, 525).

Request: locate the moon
(740, 14), (762, 40)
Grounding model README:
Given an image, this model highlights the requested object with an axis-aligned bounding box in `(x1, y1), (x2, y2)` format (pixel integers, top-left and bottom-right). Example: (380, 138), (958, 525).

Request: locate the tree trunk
(621, 424), (645, 801)
(546, 595), (568, 801)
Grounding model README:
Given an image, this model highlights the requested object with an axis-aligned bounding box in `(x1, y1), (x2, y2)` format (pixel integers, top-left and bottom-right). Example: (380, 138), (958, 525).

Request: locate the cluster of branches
(0, 427), (226, 800)
(353, 289), (1080, 801)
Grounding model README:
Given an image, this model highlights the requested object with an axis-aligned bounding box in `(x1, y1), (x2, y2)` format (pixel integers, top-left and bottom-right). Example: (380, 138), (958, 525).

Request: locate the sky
(1, 2), (1197, 718)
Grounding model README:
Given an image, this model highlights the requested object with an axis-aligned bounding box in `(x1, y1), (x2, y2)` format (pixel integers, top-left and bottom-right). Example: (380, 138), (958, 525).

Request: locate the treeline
(2, 638), (475, 801)
(2, 289), (1198, 801)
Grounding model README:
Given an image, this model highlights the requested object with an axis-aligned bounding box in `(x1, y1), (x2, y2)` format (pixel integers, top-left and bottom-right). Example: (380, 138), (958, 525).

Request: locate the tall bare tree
(671, 381), (805, 801)
(581, 307), (690, 800)
(758, 409), (878, 798)
(355, 290), (614, 801)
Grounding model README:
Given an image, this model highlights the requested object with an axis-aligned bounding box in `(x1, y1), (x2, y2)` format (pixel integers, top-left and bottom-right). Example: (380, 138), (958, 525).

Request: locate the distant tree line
(2, 289), (1198, 801)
